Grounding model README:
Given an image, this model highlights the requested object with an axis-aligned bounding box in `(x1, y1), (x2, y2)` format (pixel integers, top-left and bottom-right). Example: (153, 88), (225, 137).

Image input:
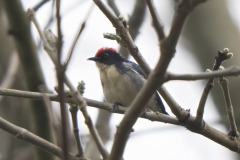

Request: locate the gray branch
(219, 78), (239, 137)
(0, 116), (80, 160)
(166, 66), (240, 81)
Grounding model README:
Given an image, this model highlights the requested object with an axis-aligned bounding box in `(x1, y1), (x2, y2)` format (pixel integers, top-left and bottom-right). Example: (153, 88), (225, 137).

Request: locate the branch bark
(0, 116), (79, 160)
(166, 65), (240, 81)
(2, 1), (55, 159)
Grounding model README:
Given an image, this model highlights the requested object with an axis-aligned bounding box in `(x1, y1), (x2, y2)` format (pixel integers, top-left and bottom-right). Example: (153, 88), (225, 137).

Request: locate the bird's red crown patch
(95, 47), (117, 57)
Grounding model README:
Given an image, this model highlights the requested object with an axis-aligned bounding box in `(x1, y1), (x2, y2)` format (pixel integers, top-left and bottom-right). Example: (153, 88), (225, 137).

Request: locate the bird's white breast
(96, 62), (140, 107)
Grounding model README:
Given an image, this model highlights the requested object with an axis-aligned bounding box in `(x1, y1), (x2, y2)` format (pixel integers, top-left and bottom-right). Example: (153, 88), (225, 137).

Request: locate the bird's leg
(141, 108), (150, 118)
(178, 109), (191, 123)
(113, 102), (122, 112)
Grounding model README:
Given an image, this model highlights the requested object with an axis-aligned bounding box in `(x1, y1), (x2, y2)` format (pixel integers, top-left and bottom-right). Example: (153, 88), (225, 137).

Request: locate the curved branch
(0, 116), (79, 160)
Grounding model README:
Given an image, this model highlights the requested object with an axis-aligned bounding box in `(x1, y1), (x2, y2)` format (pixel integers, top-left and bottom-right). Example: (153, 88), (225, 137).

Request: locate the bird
(87, 47), (168, 114)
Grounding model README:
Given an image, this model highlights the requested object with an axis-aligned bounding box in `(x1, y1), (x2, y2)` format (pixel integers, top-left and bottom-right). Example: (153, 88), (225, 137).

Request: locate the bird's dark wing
(127, 61), (147, 78)
(154, 92), (168, 114)
(128, 61), (168, 115)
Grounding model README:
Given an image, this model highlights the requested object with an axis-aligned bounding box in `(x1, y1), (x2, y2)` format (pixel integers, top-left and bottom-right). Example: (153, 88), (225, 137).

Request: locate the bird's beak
(87, 57), (100, 61)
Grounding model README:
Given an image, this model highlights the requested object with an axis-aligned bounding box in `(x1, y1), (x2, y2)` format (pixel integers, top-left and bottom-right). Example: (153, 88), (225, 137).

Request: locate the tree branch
(92, 0), (152, 75)
(166, 65), (240, 81)
(219, 78), (239, 137)
(146, 0), (165, 40)
(64, 77), (110, 160)
(64, 4), (94, 67)
(55, 0), (70, 159)
(69, 104), (86, 158)
(33, 0), (51, 11)
(0, 116), (79, 160)
(194, 49), (233, 126)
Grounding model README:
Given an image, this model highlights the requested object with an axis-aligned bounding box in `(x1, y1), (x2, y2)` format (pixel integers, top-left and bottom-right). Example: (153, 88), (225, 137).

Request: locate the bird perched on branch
(88, 47), (168, 114)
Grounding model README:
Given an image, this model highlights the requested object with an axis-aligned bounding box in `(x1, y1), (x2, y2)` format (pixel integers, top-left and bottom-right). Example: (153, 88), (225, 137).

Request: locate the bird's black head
(87, 47), (126, 65)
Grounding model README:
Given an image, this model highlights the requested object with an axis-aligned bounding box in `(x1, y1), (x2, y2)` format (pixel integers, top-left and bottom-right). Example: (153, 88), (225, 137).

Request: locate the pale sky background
(20, 0), (240, 159)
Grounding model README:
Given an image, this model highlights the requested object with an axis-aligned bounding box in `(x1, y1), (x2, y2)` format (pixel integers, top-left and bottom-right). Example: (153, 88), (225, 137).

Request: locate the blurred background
(0, 0), (240, 159)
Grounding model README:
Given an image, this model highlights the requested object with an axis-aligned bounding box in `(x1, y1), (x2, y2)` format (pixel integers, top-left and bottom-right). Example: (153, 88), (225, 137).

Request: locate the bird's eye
(103, 53), (109, 57)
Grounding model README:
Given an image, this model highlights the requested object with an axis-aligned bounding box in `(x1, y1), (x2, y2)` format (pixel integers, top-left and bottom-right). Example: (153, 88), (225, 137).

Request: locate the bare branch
(0, 117), (79, 160)
(64, 4), (94, 67)
(219, 78), (239, 137)
(146, 0), (165, 40)
(69, 104), (85, 157)
(195, 49), (233, 126)
(33, 0), (51, 11)
(118, 0), (146, 58)
(166, 65), (240, 81)
(92, 0), (151, 75)
(55, 0), (70, 159)
(27, 9), (58, 64)
(64, 77), (109, 160)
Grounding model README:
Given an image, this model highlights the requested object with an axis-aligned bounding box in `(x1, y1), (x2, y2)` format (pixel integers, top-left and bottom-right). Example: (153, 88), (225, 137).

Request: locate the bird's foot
(113, 102), (122, 112)
(228, 130), (239, 138)
(141, 109), (149, 118)
(178, 109), (191, 123)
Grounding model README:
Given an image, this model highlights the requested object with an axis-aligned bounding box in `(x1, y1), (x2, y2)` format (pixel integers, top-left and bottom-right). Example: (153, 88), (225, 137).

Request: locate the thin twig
(146, 0), (165, 40)
(0, 117), (78, 160)
(56, 0), (69, 159)
(64, 76), (110, 160)
(118, 0), (146, 58)
(194, 49), (233, 127)
(219, 78), (239, 137)
(27, 8), (58, 64)
(33, 0), (51, 11)
(69, 104), (85, 157)
(166, 65), (240, 81)
(64, 4), (94, 67)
